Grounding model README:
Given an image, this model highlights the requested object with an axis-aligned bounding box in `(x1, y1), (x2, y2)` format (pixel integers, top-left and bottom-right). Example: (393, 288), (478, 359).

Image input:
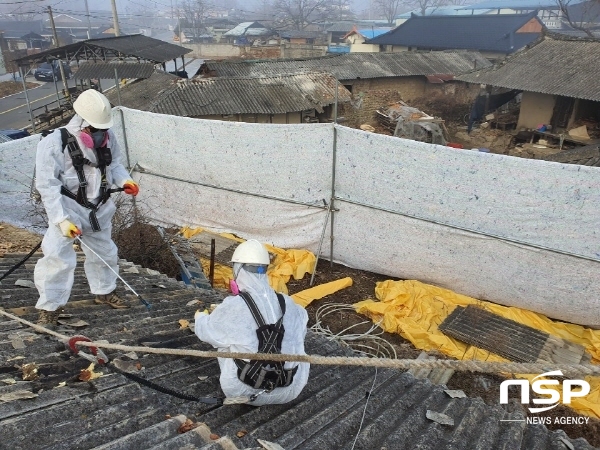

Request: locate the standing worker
(194, 239), (310, 405)
(34, 89), (139, 329)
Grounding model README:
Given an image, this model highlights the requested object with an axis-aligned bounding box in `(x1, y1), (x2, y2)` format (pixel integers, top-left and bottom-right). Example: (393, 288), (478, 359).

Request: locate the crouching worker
(194, 239), (310, 405)
(34, 89), (140, 329)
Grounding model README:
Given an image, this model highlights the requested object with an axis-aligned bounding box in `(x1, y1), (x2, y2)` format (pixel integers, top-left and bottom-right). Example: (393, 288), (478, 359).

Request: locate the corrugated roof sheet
(456, 34), (600, 102)
(367, 12), (542, 54)
(201, 51), (491, 81)
(0, 252), (596, 450)
(150, 72), (352, 116)
(223, 21), (271, 37)
(14, 34), (191, 65)
(75, 62), (156, 80)
(104, 71), (179, 109)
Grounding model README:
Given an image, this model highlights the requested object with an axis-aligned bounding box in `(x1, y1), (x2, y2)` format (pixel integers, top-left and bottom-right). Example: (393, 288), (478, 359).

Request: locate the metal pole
(84, 0), (92, 39)
(329, 81), (339, 268)
(19, 66), (36, 133)
(209, 238), (215, 287)
(110, 0), (121, 36)
(114, 67), (122, 106)
(47, 6), (70, 102)
(310, 203), (332, 286)
(52, 68), (61, 105)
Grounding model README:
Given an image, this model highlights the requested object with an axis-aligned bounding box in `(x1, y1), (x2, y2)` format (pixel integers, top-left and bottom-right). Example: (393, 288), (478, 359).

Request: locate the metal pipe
(75, 237), (151, 309)
(134, 164), (329, 210)
(209, 238), (215, 287)
(329, 81), (339, 268)
(19, 66), (36, 133)
(335, 197), (600, 264)
(310, 201), (332, 286)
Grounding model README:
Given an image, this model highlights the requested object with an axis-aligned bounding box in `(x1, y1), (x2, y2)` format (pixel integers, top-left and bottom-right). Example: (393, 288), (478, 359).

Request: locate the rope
(0, 241), (42, 283)
(1, 309), (599, 376)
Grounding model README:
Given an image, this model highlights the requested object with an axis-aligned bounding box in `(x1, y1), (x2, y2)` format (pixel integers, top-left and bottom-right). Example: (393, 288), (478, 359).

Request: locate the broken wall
(517, 91), (555, 129)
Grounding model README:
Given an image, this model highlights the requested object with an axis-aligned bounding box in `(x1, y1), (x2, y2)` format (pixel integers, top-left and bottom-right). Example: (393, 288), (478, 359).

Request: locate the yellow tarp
(181, 227), (316, 294)
(291, 277), (353, 308)
(355, 279), (600, 418)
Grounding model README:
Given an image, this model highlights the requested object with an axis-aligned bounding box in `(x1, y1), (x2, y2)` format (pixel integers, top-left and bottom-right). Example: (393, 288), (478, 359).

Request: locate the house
(456, 33), (600, 138)
(279, 30), (326, 45)
(343, 27), (392, 52)
(106, 71), (352, 124)
(366, 11), (544, 60)
(198, 51), (491, 128)
(221, 21), (272, 45)
(0, 20), (45, 51)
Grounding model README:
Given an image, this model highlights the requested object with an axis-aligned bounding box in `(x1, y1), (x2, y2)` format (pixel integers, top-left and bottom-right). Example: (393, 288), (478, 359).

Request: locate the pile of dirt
(0, 223), (43, 256)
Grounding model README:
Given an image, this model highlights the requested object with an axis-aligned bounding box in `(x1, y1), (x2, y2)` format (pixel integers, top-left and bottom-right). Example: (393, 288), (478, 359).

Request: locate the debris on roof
(0, 252), (596, 449)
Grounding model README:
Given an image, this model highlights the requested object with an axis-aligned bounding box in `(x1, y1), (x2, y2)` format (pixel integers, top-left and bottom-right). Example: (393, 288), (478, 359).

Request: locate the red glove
(123, 181), (139, 196)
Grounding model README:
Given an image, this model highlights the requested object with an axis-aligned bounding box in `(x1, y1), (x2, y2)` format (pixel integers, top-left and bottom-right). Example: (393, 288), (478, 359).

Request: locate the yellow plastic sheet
(355, 279), (600, 418)
(182, 227), (316, 294)
(291, 278), (353, 308)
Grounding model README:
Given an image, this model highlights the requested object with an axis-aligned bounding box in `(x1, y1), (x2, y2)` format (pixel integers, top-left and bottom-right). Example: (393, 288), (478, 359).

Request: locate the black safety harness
(234, 291), (297, 392)
(56, 128), (122, 232)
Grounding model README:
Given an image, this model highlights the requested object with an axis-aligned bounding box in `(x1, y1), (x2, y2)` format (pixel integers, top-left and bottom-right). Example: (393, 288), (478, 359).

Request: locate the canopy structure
(74, 62), (156, 80)
(13, 34), (191, 67)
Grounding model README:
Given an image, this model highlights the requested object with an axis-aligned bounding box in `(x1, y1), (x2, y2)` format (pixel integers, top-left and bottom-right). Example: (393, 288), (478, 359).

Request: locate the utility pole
(111, 0), (121, 36)
(47, 6), (70, 102)
(84, 0), (92, 39)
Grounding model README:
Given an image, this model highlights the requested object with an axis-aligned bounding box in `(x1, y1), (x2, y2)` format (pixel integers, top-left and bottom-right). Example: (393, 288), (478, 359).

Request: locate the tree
(411, 0), (446, 16)
(555, 0), (600, 37)
(374, 0), (403, 24)
(273, 0), (338, 30)
(178, 0), (214, 38)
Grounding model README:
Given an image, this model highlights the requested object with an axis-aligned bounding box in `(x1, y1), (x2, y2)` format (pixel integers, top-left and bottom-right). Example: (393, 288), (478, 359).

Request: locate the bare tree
(411, 0), (446, 16)
(556, 0), (600, 37)
(273, 0), (337, 30)
(330, 0), (355, 21)
(178, 0), (214, 38)
(374, 0), (403, 24)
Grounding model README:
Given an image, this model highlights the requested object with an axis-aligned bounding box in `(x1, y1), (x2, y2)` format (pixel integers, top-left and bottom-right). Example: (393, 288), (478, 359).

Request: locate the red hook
(67, 335), (108, 365)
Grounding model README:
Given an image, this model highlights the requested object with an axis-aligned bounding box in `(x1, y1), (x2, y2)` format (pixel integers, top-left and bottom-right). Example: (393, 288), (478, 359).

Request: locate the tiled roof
(0, 252), (595, 449)
(75, 62), (156, 80)
(200, 51), (491, 81)
(543, 143), (600, 166)
(149, 72), (352, 116)
(457, 0), (584, 9)
(223, 22), (271, 37)
(367, 12), (543, 53)
(104, 71), (179, 110)
(456, 34), (600, 102)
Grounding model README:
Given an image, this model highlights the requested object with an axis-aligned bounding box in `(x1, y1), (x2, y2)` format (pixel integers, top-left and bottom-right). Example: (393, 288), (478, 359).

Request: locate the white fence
(2, 107), (599, 327)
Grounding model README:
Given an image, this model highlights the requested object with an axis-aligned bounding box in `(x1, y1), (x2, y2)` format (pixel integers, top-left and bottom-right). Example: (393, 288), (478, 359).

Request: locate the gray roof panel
(119, 72), (352, 116)
(201, 51), (491, 81)
(0, 252), (595, 449)
(457, 34), (600, 102)
(75, 62), (156, 80)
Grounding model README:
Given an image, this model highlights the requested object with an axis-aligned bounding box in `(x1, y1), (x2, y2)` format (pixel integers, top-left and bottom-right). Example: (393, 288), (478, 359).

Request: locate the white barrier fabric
(331, 201), (600, 327)
(334, 126), (600, 260)
(113, 108), (332, 250)
(0, 135), (41, 228)
(3, 110), (598, 326)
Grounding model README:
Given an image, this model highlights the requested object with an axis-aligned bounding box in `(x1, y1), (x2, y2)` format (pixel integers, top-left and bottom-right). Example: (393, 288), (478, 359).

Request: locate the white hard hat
(73, 89), (113, 129)
(231, 239), (270, 265)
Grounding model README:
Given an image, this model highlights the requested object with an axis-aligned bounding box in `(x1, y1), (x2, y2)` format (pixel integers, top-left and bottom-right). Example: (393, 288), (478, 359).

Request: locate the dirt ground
(1, 221), (598, 446)
(0, 81), (39, 98)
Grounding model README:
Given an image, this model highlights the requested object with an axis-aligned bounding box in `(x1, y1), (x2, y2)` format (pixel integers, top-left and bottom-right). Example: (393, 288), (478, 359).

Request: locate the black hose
(107, 362), (223, 405)
(0, 241), (42, 283)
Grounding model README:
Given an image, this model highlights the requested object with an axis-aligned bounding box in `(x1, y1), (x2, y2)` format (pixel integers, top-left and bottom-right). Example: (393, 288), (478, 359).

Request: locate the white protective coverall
(34, 115), (131, 311)
(195, 265), (310, 406)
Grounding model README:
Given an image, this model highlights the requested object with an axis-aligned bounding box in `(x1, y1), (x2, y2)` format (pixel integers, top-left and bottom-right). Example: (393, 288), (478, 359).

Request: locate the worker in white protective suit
(194, 240), (310, 406)
(34, 89), (139, 329)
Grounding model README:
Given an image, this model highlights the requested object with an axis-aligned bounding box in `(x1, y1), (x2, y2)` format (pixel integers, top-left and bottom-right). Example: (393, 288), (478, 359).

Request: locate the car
(0, 129), (31, 141)
(34, 62), (72, 82)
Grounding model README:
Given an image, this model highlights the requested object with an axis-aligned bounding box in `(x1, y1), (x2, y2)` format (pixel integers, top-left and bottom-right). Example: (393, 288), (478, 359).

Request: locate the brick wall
(241, 45), (282, 59)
